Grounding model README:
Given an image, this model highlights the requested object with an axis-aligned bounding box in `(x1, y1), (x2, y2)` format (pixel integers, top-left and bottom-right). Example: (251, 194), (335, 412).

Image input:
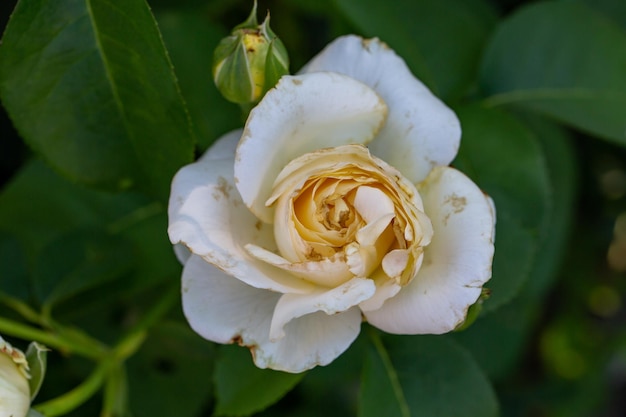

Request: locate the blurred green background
(1, 1), (626, 416)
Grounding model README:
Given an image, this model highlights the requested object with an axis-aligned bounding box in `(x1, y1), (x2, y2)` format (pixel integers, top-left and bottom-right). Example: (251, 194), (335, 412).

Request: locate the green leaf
(335, 0), (498, 101)
(0, 232), (30, 301)
(126, 322), (215, 417)
(0, 159), (178, 293)
(32, 229), (135, 308)
(481, 1), (626, 145)
(360, 335), (409, 417)
(515, 112), (578, 299)
(454, 105), (552, 311)
(25, 342), (49, 400)
(155, 10), (241, 151)
(214, 345), (305, 416)
(453, 114), (577, 380)
(0, 0), (194, 199)
(563, 0), (626, 29)
(360, 332), (498, 417)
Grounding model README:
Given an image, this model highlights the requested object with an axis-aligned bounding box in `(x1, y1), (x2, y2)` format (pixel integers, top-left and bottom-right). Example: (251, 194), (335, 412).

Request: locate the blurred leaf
(0, 231), (30, 301)
(454, 114), (577, 380)
(563, 0), (626, 29)
(0, 160), (178, 294)
(214, 345), (305, 416)
(0, 160), (146, 259)
(155, 10), (241, 151)
(32, 230), (134, 308)
(256, 331), (366, 417)
(25, 342), (49, 400)
(454, 105), (551, 311)
(360, 332), (498, 417)
(115, 210), (180, 291)
(516, 112), (578, 298)
(335, 0), (498, 101)
(126, 322), (215, 417)
(481, 2), (626, 145)
(0, 0), (194, 199)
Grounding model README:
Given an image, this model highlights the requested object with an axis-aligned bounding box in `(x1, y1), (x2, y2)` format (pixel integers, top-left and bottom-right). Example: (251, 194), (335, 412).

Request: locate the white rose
(0, 336), (30, 417)
(169, 35), (495, 373)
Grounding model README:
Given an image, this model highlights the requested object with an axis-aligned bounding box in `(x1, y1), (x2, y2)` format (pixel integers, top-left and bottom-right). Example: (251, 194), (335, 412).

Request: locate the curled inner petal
(262, 144), (432, 292)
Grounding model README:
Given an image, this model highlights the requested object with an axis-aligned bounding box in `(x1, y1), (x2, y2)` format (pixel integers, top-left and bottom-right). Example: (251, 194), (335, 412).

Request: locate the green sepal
(25, 342), (48, 401)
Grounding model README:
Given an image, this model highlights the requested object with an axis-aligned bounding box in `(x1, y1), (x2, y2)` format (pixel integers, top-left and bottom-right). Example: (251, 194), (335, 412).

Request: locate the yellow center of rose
(265, 144), (433, 288)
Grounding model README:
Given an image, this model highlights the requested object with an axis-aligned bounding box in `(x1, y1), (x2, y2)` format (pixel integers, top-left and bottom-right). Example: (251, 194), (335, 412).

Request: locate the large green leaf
(360, 332), (498, 417)
(481, 1), (626, 145)
(213, 345), (305, 416)
(32, 229), (134, 308)
(0, 160), (144, 259)
(0, 232), (30, 301)
(563, 0), (626, 29)
(0, 159), (179, 294)
(155, 10), (241, 151)
(454, 105), (552, 311)
(453, 113), (577, 380)
(0, 0), (194, 199)
(335, 0), (497, 101)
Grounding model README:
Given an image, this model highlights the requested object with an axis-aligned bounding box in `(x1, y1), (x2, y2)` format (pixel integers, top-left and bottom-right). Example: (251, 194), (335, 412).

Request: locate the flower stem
(0, 317), (104, 359)
(367, 327), (411, 417)
(34, 358), (113, 416)
(0, 294), (41, 323)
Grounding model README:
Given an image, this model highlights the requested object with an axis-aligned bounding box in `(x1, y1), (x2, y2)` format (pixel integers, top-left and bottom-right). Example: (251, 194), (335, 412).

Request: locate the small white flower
(169, 35), (495, 373)
(0, 336), (30, 417)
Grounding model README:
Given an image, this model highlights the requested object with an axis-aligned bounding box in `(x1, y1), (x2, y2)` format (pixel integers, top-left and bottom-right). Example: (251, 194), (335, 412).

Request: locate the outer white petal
(364, 167), (495, 334)
(235, 72), (388, 223)
(182, 254), (280, 344)
(259, 308), (364, 373)
(182, 255), (363, 373)
(302, 35), (460, 183)
(168, 145), (314, 294)
(269, 277), (375, 340)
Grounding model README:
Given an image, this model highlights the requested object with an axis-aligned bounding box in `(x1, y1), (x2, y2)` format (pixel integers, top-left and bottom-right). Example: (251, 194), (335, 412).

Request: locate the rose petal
(346, 214), (395, 277)
(381, 249), (410, 278)
(269, 277), (375, 340)
(358, 268), (402, 312)
(182, 254), (280, 344)
(302, 35), (460, 183)
(261, 308), (363, 373)
(200, 129), (242, 161)
(168, 144), (315, 294)
(182, 255), (363, 373)
(245, 243), (353, 287)
(352, 186), (395, 224)
(364, 166), (495, 334)
(173, 244), (191, 264)
(235, 72), (388, 223)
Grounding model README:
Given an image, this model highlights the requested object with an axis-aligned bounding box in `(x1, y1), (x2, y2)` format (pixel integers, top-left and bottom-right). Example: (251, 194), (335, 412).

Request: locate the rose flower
(0, 336), (30, 417)
(168, 35), (495, 373)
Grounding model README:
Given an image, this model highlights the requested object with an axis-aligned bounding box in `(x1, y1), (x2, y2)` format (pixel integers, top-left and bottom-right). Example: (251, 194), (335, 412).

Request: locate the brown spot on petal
(255, 220), (263, 231)
(445, 194), (467, 212)
(292, 79), (302, 85)
(442, 193), (467, 225)
(229, 336), (259, 362)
